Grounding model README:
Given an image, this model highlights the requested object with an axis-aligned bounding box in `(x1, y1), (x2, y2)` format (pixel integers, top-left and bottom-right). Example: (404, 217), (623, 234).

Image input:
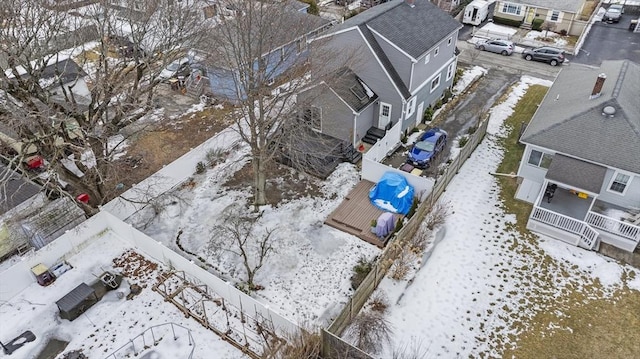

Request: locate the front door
(526, 8), (535, 24)
(378, 102), (391, 129)
(415, 102), (424, 128)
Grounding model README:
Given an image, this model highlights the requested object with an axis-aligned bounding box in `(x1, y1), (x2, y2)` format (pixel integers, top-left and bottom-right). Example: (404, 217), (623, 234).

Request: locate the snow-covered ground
(346, 76), (640, 358)
(127, 159), (380, 325)
(0, 231), (245, 359)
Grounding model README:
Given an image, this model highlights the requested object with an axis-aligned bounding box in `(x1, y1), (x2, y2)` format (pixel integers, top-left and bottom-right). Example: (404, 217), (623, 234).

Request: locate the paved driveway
(574, 15), (640, 65)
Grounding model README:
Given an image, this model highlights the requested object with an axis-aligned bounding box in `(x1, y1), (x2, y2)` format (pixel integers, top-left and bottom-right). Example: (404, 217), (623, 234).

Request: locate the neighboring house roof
(287, 0), (310, 12)
(333, 0), (461, 59)
(0, 165), (40, 216)
(521, 60), (640, 174)
(545, 154), (607, 193)
(40, 58), (88, 87)
(326, 68), (378, 113)
(498, 0), (585, 13)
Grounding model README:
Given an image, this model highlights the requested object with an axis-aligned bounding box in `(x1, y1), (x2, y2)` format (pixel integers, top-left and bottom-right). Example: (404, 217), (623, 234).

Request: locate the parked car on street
(406, 128), (448, 169)
(522, 46), (565, 66)
(157, 57), (191, 82)
(475, 39), (514, 56)
(603, 4), (624, 23)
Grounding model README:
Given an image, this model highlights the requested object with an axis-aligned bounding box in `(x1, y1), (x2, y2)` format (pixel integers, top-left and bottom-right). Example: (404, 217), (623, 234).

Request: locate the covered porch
(527, 155), (640, 252)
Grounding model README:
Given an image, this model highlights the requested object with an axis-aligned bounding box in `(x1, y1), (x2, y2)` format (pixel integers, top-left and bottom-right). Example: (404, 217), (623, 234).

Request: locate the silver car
(603, 4), (624, 23)
(475, 39), (514, 56)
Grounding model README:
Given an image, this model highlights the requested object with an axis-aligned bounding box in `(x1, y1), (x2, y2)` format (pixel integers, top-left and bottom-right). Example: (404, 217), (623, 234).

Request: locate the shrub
(422, 106), (434, 123)
(458, 135), (469, 148)
(406, 197), (419, 219)
(559, 29), (567, 36)
(492, 16), (523, 27)
(272, 327), (321, 359)
(346, 310), (393, 354)
(401, 133), (408, 144)
(441, 88), (453, 104)
(195, 161), (206, 174)
(532, 18), (544, 31)
(369, 292), (390, 313)
(350, 256), (374, 290)
(453, 68), (464, 87)
(425, 201), (451, 230)
(390, 248), (414, 281)
(206, 147), (227, 167)
(467, 125), (478, 135)
(434, 99), (443, 110)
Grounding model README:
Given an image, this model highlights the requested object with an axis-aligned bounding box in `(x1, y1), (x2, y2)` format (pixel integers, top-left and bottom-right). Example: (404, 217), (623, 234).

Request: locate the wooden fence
(321, 117), (490, 357)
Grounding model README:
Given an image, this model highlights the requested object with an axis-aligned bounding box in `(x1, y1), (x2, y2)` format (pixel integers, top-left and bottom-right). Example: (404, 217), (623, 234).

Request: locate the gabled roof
(0, 165), (40, 215)
(500, 0), (585, 13)
(40, 58), (88, 85)
(521, 60), (640, 174)
(326, 68), (378, 113)
(333, 0), (461, 59)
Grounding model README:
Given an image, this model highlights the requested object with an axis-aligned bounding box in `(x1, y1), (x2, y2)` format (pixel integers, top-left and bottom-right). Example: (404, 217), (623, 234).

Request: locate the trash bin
(630, 20), (638, 32)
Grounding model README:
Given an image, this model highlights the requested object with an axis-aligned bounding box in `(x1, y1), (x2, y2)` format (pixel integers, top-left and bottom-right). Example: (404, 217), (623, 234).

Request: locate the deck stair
(362, 127), (386, 145)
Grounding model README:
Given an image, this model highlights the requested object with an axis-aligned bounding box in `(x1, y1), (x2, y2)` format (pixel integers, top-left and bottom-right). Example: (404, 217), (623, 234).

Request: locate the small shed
(55, 283), (98, 321)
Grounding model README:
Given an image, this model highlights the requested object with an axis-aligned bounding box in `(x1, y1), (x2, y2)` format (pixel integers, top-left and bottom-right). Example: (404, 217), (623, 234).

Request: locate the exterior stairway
(362, 127), (386, 145)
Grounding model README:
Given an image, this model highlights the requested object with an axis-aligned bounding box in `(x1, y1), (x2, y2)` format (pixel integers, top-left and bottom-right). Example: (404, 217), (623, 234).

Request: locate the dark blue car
(407, 128), (448, 168)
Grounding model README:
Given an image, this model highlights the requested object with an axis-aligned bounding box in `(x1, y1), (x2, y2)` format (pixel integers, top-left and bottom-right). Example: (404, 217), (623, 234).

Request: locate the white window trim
(446, 63), (455, 81)
(500, 2), (522, 16)
(430, 74), (441, 93)
(405, 97), (416, 119)
(607, 171), (633, 195)
(434, 46), (440, 57)
(527, 149), (552, 168)
(424, 53), (430, 64)
(548, 10), (562, 23)
(447, 37), (452, 46)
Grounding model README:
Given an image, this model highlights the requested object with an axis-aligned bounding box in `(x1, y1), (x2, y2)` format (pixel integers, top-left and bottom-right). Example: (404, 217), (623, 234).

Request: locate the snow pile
(452, 66), (486, 95)
(524, 30), (568, 47)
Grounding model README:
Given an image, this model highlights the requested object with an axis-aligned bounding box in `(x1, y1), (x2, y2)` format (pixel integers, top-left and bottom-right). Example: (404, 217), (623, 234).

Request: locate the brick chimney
(590, 73), (606, 99)
(406, 0), (416, 7)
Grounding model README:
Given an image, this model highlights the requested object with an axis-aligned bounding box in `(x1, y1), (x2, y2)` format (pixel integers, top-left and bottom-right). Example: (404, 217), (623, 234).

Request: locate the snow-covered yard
(338, 76), (640, 358)
(0, 232), (245, 359)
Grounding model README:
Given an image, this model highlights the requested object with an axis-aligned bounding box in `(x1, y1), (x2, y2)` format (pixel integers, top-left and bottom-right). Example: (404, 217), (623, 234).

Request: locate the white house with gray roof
(299, 0), (461, 149)
(516, 60), (640, 252)
(494, 0), (587, 35)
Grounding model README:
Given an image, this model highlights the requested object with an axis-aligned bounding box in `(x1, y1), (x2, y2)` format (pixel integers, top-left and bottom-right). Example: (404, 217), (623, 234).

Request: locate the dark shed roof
(545, 154), (607, 193)
(0, 165), (40, 215)
(56, 283), (96, 313)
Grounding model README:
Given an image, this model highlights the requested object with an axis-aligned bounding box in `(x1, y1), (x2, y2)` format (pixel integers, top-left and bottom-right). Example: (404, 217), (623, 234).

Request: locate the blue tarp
(369, 172), (414, 215)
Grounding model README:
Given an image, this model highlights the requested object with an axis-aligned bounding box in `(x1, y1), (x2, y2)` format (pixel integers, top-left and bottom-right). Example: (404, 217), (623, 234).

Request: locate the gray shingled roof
(333, 0), (461, 59)
(326, 68), (377, 112)
(0, 165), (40, 215)
(545, 154), (607, 193)
(41, 58), (87, 85)
(504, 0), (585, 13)
(521, 60), (640, 174)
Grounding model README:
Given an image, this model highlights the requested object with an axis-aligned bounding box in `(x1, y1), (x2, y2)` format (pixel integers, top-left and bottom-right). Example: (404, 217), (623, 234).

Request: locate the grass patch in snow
(493, 84), (640, 358)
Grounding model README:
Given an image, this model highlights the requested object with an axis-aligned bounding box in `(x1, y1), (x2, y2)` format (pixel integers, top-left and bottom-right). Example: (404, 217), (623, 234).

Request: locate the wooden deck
(325, 180), (401, 248)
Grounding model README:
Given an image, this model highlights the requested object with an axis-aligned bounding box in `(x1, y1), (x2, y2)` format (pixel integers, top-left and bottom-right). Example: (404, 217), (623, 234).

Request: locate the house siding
(325, 29), (404, 128)
(355, 103), (376, 145)
(597, 171), (640, 209)
(530, 8), (577, 35)
(298, 86), (353, 143)
(518, 145), (550, 184)
(410, 30), (458, 94)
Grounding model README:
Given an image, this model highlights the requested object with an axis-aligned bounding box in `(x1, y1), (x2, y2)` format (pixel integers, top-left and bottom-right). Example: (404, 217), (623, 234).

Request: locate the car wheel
(550, 59), (558, 66)
(479, 45), (485, 51)
(525, 54), (532, 61)
(501, 50), (508, 56)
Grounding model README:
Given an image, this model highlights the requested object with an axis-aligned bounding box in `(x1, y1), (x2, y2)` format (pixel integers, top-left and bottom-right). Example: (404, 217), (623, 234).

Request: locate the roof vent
(602, 106), (616, 117)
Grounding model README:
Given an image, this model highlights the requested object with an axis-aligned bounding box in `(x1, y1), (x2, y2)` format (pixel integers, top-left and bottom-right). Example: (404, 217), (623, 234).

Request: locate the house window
(549, 10), (561, 22)
(501, 2), (522, 16)
(424, 53), (430, 64)
(447, 37), (452, 46)
(608, 172), (631, 194)
(381, 104), (390, 117)
(430, 74), (441, 93)
(434, 46), (440, 57)
(302, 106), (321, 131)
(446, 62), (455, 81)
(527, 149), (552, 168)
(406, 97), (416, 119)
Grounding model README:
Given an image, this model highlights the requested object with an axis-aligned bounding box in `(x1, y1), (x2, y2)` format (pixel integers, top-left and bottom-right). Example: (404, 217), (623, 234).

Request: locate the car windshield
(608, 8), (621, 13)
(415, 140), (435, 152)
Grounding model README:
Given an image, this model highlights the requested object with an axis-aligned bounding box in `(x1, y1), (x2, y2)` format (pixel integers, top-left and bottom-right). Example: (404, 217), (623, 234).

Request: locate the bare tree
(197, 0), (354, 209)
(345, 309), (394, 355)
(207, 203), (275, 291)
(0, 0), (206, 215)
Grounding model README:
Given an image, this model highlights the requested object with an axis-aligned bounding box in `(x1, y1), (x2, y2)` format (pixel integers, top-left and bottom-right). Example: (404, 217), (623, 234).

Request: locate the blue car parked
(407, 128), (448, 169)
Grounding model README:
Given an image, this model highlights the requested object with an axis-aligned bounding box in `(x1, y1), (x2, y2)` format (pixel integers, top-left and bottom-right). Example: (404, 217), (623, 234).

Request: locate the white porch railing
(586, 211), (640, 243)
(363, 121), (402, 162)
(531, 206), (599, 250)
